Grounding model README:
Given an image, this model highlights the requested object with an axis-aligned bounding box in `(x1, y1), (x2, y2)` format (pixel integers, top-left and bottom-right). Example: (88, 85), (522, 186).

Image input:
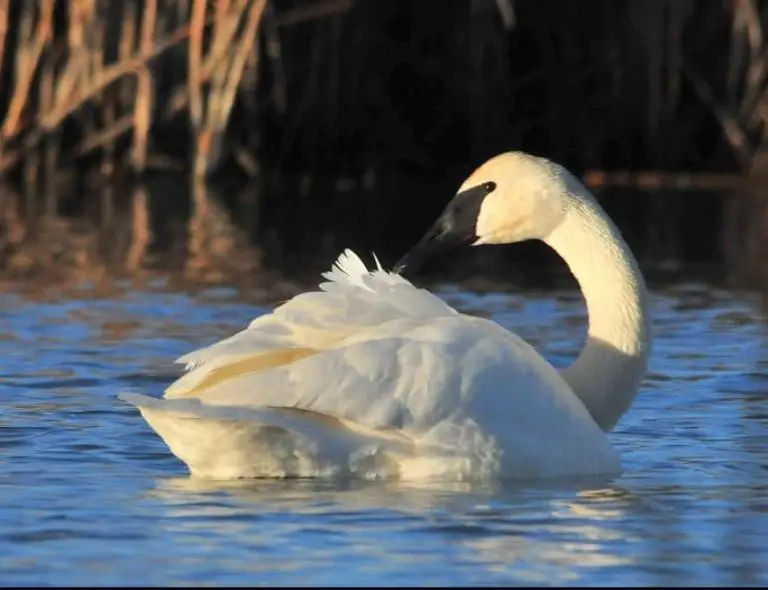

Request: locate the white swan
(120, 151), (652, 482)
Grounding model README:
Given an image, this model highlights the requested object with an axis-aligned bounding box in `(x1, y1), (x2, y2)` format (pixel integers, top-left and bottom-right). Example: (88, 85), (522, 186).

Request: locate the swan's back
(166, 250), (457, 397)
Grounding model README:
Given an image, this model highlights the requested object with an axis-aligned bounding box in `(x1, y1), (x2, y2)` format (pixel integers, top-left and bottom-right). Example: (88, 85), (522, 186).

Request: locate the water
(1, 278), (767, 586)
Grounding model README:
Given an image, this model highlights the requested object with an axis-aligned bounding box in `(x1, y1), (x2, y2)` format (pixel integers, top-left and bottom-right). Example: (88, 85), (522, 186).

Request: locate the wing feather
(180, 316), (491, 435)
(166, 249), (457, 398)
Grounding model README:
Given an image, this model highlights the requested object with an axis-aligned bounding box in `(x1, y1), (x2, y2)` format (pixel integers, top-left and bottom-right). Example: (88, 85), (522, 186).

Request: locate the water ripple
(0, 282), (767, 585)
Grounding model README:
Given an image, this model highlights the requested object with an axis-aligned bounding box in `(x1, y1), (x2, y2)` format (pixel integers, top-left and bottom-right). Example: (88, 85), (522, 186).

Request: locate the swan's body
(121, 152), (651, 482)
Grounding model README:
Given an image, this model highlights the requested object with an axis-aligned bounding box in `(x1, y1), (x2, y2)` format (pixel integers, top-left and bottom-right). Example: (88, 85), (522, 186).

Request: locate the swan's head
(394, 152), (586, 274)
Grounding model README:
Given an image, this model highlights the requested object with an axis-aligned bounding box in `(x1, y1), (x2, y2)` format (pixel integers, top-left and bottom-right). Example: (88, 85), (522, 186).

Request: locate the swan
(120, 151), (652, 482)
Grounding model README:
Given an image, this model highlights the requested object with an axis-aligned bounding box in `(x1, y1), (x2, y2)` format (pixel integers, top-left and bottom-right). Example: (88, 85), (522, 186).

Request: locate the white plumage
(121, 152), (651, 482)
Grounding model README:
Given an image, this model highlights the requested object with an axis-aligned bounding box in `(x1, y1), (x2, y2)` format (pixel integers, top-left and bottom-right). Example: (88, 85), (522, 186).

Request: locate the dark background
(1, 0), (766, 287)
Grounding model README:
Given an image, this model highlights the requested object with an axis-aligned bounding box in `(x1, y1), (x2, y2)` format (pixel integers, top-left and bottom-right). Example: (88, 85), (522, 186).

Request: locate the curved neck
(544, 198), (651, 432)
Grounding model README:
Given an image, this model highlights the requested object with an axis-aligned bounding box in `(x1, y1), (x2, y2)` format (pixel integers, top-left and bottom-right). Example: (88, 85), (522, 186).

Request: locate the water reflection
(145, 475), (768, 585)
(149, 477), (638, 585)
(0, 280), (767, 585)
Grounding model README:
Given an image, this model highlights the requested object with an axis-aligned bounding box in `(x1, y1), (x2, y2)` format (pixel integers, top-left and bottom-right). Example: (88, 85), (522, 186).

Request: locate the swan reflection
(148, 476), (641, 584)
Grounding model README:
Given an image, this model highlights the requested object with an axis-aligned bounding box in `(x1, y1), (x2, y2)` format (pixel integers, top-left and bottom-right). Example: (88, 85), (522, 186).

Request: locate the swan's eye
(483, 182), (497, 193)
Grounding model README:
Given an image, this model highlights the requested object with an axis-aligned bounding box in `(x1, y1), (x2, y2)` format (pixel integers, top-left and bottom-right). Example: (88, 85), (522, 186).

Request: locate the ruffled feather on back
(166, 249), (456, 397)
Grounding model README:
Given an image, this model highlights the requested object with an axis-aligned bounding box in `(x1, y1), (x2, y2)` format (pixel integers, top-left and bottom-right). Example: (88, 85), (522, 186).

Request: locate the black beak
(393, 182), (496, 276)
(392, 221), (460, 277)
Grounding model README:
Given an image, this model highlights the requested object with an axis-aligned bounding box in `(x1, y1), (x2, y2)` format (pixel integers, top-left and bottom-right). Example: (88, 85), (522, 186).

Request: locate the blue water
(1, 279), (767, 586)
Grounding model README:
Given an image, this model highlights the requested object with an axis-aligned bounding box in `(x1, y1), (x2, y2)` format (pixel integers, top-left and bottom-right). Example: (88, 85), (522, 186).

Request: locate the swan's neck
(545, 199), (651, 432)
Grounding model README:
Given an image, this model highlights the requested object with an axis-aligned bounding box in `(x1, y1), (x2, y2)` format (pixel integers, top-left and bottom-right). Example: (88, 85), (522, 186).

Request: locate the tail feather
(119, 393), (403, 480)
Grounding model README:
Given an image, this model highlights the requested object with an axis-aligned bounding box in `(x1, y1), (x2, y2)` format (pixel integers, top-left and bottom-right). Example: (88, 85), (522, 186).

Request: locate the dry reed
(2, 0), (768, 284)
(0, 0), (354, 183)
(2, 1), (768, 184)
